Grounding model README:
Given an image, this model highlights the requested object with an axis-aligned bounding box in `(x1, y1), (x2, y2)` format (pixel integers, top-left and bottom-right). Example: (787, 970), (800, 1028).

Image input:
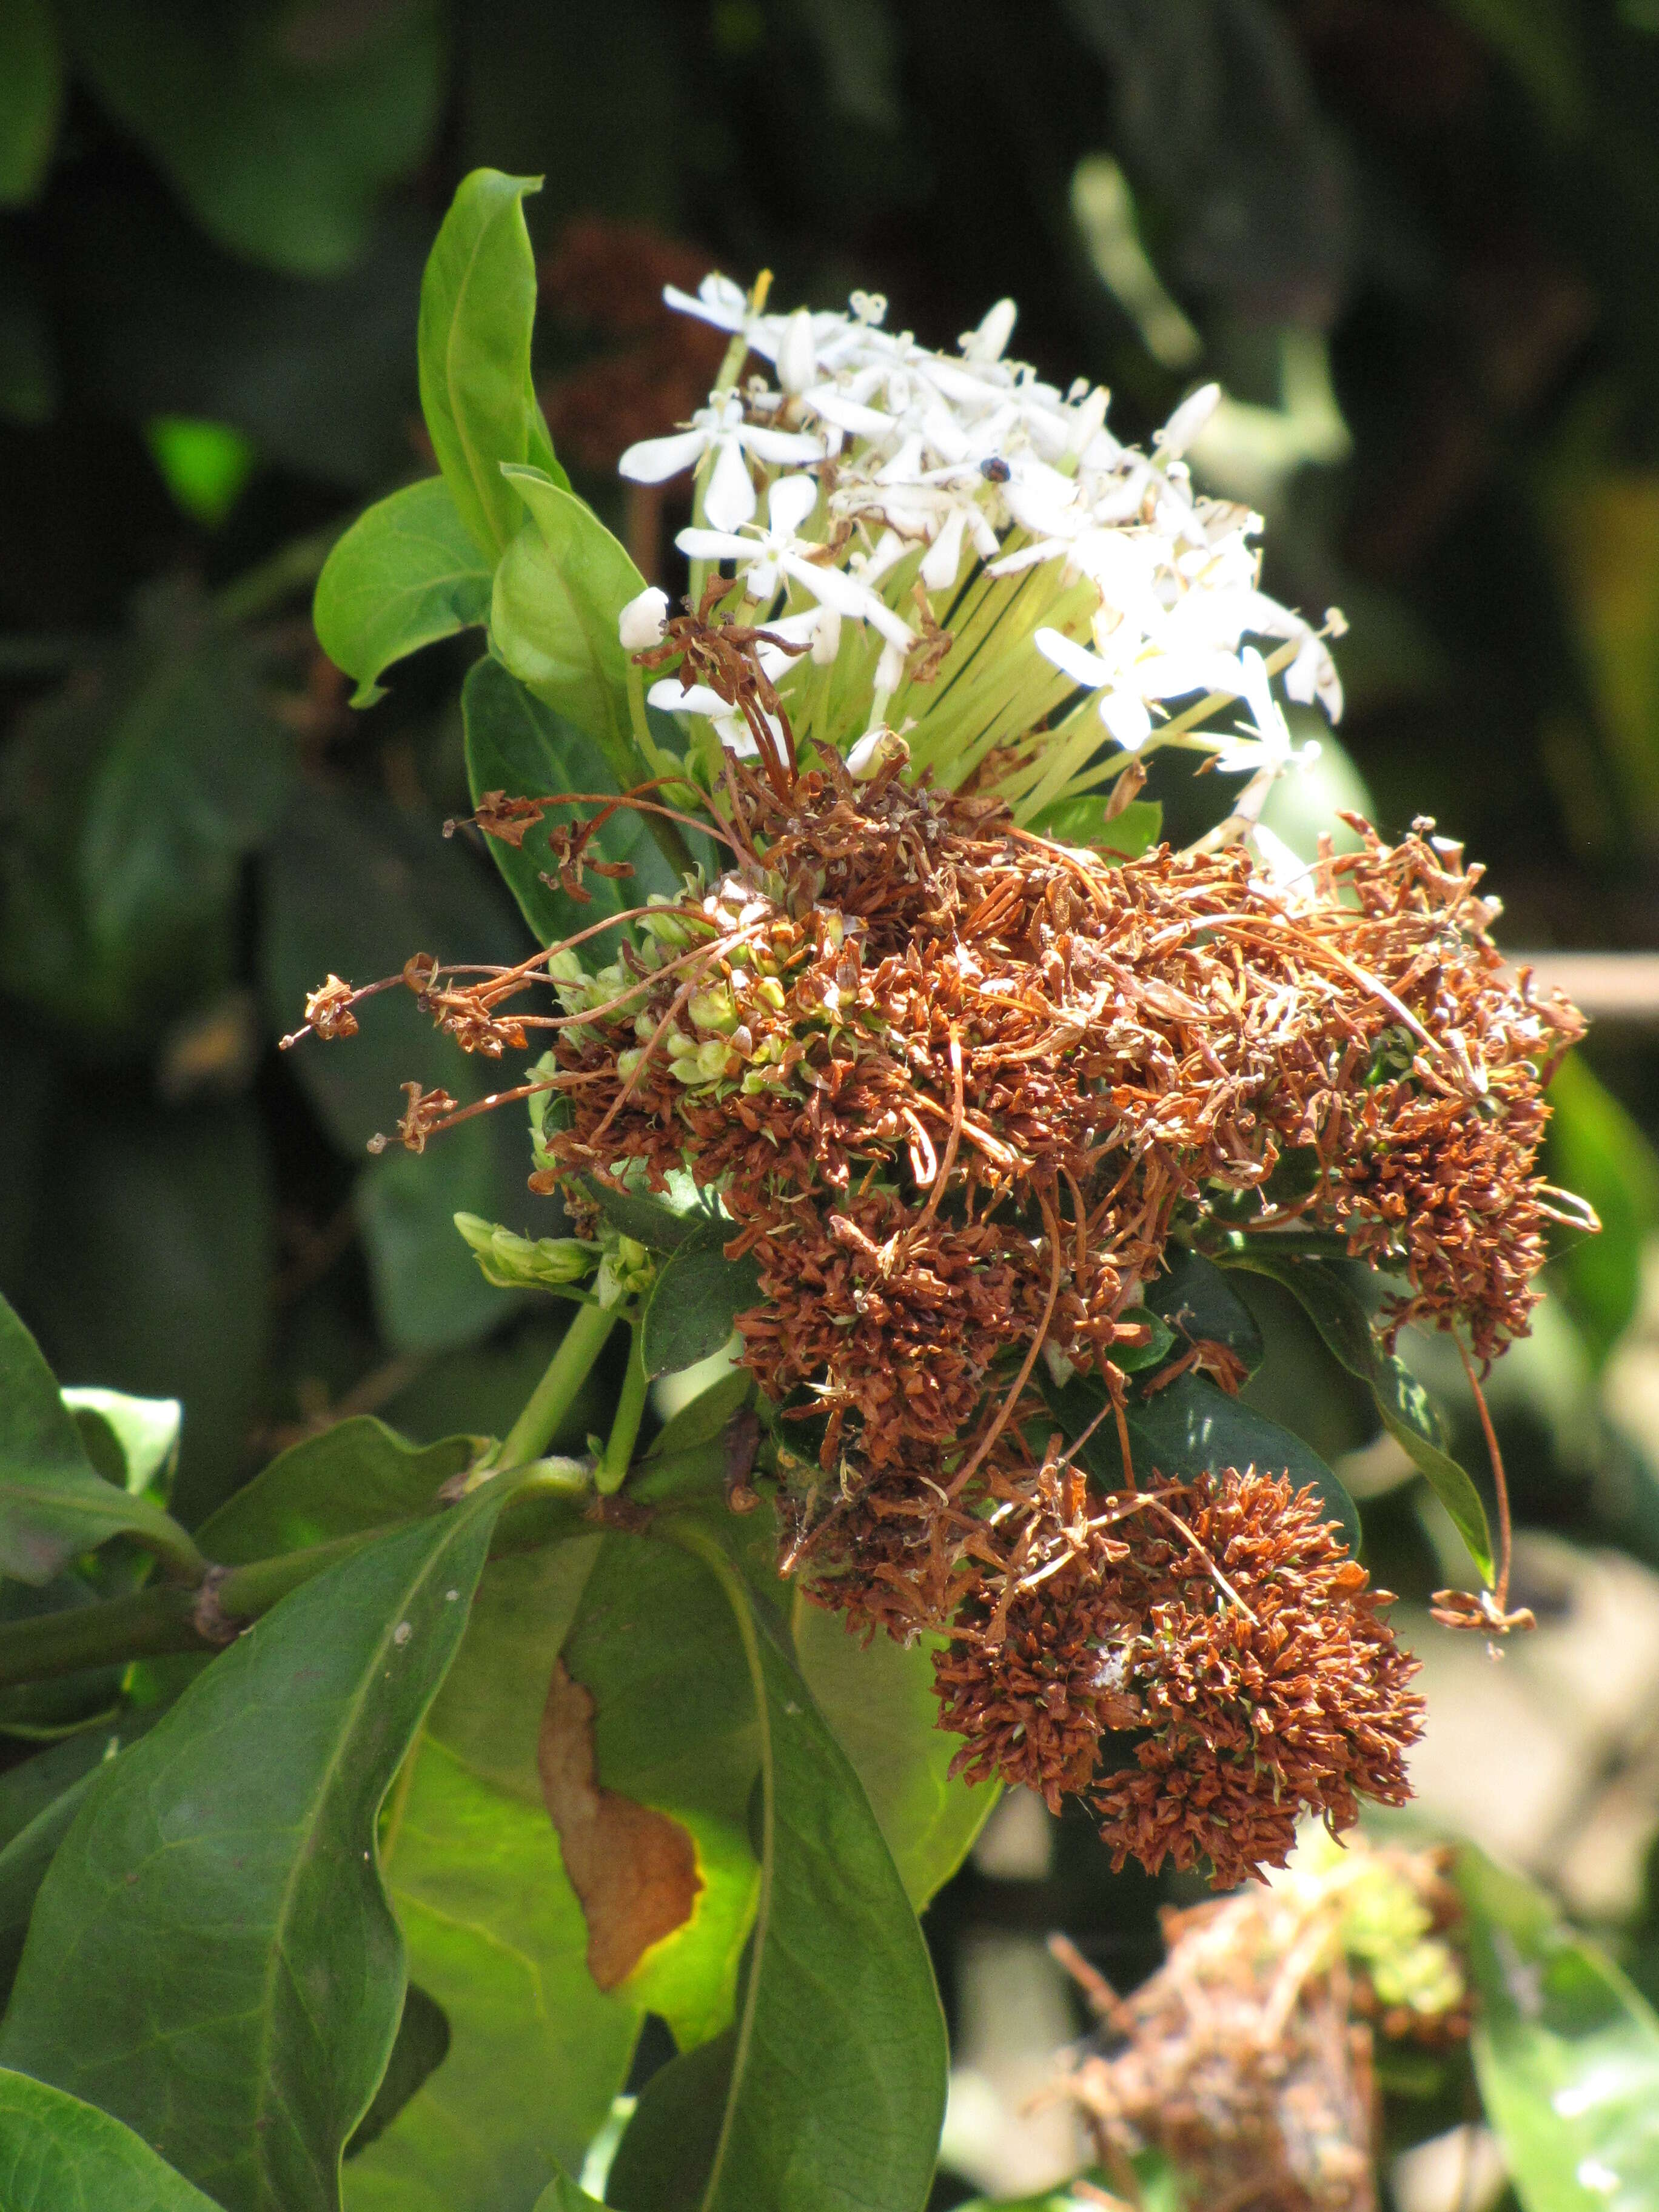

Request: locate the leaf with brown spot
(538, 1660), (702, 1989)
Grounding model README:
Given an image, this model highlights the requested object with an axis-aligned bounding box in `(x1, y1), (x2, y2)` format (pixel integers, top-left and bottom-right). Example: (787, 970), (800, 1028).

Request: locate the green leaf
(0, 2067), (222, 2210)
(1025, 793), (1162, 859)
(61, 1387), (181, 1498)
(0, 1770), (97, 1999)
(0, 1490), (507, 2212)
(144, 414), (257, 528)
(346, 1541), (642, 2212)
(641, 1238), (765, 1379)
(792, 1597), (997, 1909)
(1217, 1247), (1493, 1580)
(194, 1418), (475, 1562)
(1546, 1053), (1659, 1367)
(462, 655), (677, 950)
(344, 1985), (449, 2157)
(0, 1293), (201, 1584)
(417, 169), (566, 558)
(1458, 1846), (1659, 2210)
(1144, 1245), (1264, 1376)
(315, 477), (494, 708)
(61, 0), (446, 276)
(533, 2178), (610, 2212)
(1040, 1364), (1361, 1553)
(610, 1521), (948, 2212)
(491, 468), (653, 792)
(0, 0), (62, 205)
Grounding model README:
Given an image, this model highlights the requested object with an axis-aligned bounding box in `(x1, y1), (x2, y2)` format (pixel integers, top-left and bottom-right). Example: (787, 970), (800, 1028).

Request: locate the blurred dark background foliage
(7, 0), (1659, 2172)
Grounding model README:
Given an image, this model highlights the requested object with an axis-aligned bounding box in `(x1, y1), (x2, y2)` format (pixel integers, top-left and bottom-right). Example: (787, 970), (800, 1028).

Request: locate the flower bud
(618, 585), (670, 653)
(776, 307), (817, 396)
(454, 1213), (597, 1292)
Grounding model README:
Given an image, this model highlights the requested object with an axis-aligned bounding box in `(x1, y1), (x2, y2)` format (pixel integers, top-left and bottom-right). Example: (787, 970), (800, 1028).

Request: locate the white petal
(1098, 691), (1153, 749)
(713, 710), (760, 759)
(919, 506), (968, 592)
(776, 307), (817, 395)
(618, 586), (670, 652)
(766, 472), (820, 540)
(674, 525), (755, 563)
(1285, 632), (1344, 722)
(618, 426), (709, 484)
(703, 437), (757, 533)
(1034, 626), (1111, 689)
(648, 680), (730, 717)
(873, 635), (908, 694)
(1133, 649), (1248, 702)
(809, 605), (842, 665)
(742, 423), (825, 467)
(802, 386), (893, 441)
(960, 298), (1018, 363)
(662, 275), (747, 332)
(788, 554), (914, 648)
(1157, 382), (1221, 458)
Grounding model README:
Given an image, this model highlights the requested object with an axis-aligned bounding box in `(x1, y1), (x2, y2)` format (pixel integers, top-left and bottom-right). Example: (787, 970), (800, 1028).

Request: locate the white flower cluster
(615, 272), (1342, 826)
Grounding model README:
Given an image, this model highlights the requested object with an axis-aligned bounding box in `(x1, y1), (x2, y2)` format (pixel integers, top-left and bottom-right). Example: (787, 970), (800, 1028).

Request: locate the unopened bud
(776, 307), (817, 397)
(618, 586), (670, 654)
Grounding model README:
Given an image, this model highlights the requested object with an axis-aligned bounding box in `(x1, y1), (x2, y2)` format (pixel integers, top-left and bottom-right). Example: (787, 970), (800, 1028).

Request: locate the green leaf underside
(490, 468), (652, 791)
(0, 2066), (221, 2210)
(461, 657), (677, 951)
(0, 1493), (505, 2212)
(1042, 1363), (1362, 1554)
(1458, 1847), (1659, 2211)
(609, 1521), (947, 2212)
(346, 1539), (642, 2212)
(417, 169), (566, 558)
(0, 1293), (193, 1584)
(791, 1597), (997, 1910)
(314, 477), (492, 707)
(193, 1416), (475, 1562)
(1218, 1248), (1493, 1579)
(578, 1175), (723, 1253)
(641, 1239), (765, 1379)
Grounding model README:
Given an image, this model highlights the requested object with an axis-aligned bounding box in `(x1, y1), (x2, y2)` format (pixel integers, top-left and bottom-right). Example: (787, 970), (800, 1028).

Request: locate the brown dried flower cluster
(293, 752), (1583, 1880)
(1060, 1836), (1468, 2211)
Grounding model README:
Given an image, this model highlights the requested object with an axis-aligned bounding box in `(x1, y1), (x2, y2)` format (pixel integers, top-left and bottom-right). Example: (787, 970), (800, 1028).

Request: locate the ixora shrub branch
(0, 169), (1631, 2212)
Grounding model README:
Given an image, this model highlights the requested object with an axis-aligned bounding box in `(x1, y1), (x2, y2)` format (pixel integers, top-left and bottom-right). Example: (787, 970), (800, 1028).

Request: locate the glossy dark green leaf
(1457, 1846), (1659, 2211)
(605, 2033), (731, 2212)
(61, 0), (446, 276)
(491, 467), (654, 793)
(0, 1769), (96, 1998)
(0, 1294), (199, 1584)
(261, 785), (536, 1355)
(0, 0), (62, 204)
(1546, 1053), (1659, 1367)
(1041, 1364), (1361, 1552)
(314, 477), (493, 708)
(462, 655), (677, 951)
(1217, 1247), (1492, 1579)
(1112, 1304), (1176, 1373)
(344, 1986), (449, 2159)
(1025, 794), (1162, 859)
(609, 1521), (947, 2212)
(0, 1491), (506, 2212)
(346, 1540), (641, 2212)
(641, 1239), (765, 1379)
(417, 169), (566, 557)
(1144, 1245), (1264, 1376)
(0, 2067), (222, 2210)
(194, 1418), (475, 1563)
(792, 1595), (997, 1910)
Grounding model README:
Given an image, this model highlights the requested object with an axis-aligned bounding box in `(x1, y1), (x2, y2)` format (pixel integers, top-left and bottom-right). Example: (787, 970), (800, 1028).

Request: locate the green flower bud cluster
(595, 1228), (654, 1309)
(454, 1212), (598, 1294)
(1339, 1857), (1465, 2020)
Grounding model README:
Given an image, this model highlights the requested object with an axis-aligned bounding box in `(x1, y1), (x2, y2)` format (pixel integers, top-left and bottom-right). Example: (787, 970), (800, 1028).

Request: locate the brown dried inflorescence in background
(1059, 1837), (1469, 2211)
(295, 752), (1584, 1882)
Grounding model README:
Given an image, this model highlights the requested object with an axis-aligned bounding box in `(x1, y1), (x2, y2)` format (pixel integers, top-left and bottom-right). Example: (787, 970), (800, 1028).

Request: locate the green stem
(596, 1327), (649, 1495)
(127, 1504), (211, 1587)
(0, 1587), (202, 1689)
(498, 1302), (616, 1471)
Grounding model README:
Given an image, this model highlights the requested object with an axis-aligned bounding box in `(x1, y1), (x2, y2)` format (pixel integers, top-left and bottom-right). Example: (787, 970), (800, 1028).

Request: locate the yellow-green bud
(454, 1213), (597, 1293)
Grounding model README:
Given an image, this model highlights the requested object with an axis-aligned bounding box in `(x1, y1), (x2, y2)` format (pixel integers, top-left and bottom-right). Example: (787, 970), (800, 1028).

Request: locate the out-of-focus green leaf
(0, 1294), (199, 1584)
(1216, 1247), (1493, 1578)
(346, 1540), (641, 2212)
(640, 1238), (764, 1379)
(0, 2068), (222, 2210)
(193, 1418), (475, 1561)
(18, 1096), (275, 1525)
(462, 655), (677, 951)
(344, 1985), (449, 2159)
(261, 786), (535, 1355)
(61, 1387), (181, 1498)
(1025, 794), (1162, 858)
(532, 2177), (609, 2212)
(1546, 1053), (1659, 1365)
(144, 414), (256, 526)
(792, 1596), (997, 1910)
(491, 468), (654, 793)
(0, 580), (292, 1036)
(0, 1490), (506, 2212)
(61, 0), (447, 276)
(0, 0), (62, 204)
(417, 169), (566, 557)
(315, 477), (494, 708)
(607, 1521), (947, 2212)
(1458, 1846), (1659, 2210)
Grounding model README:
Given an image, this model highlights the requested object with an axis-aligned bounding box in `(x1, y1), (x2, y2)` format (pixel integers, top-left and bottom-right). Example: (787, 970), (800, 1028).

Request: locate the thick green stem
(595, 1327), (649, 1495)
(498, 1302), (616, 1471)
